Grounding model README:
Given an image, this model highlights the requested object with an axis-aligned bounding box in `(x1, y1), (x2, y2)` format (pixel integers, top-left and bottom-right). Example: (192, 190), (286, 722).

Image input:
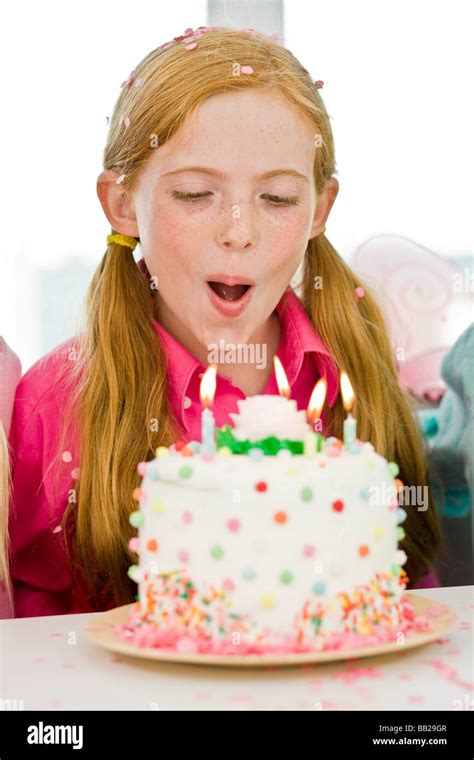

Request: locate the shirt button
(184, 395), (192, 409)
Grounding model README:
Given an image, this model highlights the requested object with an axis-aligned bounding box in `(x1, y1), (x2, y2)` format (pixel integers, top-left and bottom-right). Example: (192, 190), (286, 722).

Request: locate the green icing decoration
(215, 424), (326, 456)
(300, 486), (314, 501)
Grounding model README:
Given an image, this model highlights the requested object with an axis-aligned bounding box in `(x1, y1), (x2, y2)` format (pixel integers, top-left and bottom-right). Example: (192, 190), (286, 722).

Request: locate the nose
(217, 202), (257, 252)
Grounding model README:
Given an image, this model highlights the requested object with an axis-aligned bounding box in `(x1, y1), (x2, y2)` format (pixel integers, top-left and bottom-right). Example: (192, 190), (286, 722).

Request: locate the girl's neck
(157, 301), (281, 397)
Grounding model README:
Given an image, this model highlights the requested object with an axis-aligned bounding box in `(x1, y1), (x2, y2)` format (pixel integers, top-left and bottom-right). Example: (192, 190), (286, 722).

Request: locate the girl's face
(129, 87), (337, 355)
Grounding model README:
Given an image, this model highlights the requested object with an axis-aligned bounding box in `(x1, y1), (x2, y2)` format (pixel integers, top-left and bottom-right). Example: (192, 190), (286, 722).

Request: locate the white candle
(340, 371), (357, 448)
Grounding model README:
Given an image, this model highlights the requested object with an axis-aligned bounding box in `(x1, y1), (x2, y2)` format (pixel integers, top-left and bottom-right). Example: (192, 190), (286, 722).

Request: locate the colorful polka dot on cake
(227, 518), (240, 532)
(274, 510), (288, 524)
(374, 525), (384, 539)
(280, 570), (294, 584)
(151, 499), (166, 514)
(129, 510), (143, 528)
(210, 544), (224, 559)
(261, 593), (275, 609)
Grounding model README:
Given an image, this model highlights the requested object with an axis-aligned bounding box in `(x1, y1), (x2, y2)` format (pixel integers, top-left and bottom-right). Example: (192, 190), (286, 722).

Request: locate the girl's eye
(173, 191), (213, 202)
(261, 194), (299, 206)
(173, 191), (299, 206)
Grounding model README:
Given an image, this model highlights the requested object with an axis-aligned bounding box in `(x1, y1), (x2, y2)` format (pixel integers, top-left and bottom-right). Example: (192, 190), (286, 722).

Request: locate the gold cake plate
(85, 593), (458, 668)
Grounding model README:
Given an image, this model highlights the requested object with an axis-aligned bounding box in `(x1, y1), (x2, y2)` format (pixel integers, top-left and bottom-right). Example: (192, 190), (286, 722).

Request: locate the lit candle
(340, 371), (357, 447)
(200, 364), (217, 456)
(304, 378), (327, 458)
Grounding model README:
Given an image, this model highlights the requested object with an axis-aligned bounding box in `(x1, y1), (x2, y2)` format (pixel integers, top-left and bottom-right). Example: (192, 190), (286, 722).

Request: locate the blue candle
(201, 407), (215, 455)
(200, 364), (217, 456)
(343, 411), (357, 447)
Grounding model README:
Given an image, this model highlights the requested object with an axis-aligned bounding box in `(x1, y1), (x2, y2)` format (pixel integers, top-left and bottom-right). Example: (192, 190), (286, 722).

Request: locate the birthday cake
(117, 392), (422, 656)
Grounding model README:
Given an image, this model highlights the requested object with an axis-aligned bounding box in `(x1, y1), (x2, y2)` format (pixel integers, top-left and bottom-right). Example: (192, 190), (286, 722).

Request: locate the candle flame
(340, 371), (355, 412)
(273, 355), (291, 398)
(200, 364), (217, 407)
(307, 377), (327, 423)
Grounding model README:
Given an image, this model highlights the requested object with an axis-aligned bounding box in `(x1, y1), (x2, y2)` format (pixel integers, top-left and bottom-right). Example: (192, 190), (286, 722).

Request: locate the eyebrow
(162, 166), (309, 182)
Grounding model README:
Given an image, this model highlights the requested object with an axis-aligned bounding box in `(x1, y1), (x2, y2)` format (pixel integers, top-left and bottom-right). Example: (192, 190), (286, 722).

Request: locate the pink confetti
(120, 114), (130, 129)
(185, 42), (198, 51)
(128, 537), (140, 553)
(182, 510), (193, 524)
(303, 544), (316, 557)
(61, 451), (72, 463)
(116, 174), (126, 185)
(333, 666), (383, 685)
(52, 525), (62, 534)
(241, 65), (254, 75)
(229, 693), (252, 702)
(71, 467), (80, 479)
(407, 694), (425, 704)
(354, 286), (365, 299)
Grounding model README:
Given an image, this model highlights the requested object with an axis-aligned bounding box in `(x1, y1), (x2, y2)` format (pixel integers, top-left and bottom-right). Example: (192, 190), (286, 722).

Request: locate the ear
(308, 177), (339, 239)
(96, 169), (140, 237)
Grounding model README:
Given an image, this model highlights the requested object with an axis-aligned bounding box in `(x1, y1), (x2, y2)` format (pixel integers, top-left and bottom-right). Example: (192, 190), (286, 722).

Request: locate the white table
(1, 586), (472, 711)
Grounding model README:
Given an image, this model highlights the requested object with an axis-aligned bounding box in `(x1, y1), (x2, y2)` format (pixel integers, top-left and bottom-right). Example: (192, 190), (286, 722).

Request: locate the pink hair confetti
(355, 286), (365, 299)
(120, 114), (131, 129)
(241, 65), (254, 75)
(116, 174), (126, 185)
(121, 70), (136, 88)
(185, 42), (198, 51)
(315, 80), (324, 89)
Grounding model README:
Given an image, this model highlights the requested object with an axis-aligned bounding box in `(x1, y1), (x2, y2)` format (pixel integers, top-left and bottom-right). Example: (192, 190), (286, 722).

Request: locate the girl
(7, 26), (442, 618)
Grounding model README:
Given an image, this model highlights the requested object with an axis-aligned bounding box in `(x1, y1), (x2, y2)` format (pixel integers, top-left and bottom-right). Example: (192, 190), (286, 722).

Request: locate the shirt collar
(142, 258), (339, 413)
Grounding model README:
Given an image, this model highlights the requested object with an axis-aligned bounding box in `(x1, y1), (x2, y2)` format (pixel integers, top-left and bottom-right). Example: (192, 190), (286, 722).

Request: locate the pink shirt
(7, 271), (438, 618)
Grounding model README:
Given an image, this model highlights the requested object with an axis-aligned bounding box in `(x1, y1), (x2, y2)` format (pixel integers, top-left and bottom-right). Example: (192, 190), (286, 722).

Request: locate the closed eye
(173, 191), (299, 206)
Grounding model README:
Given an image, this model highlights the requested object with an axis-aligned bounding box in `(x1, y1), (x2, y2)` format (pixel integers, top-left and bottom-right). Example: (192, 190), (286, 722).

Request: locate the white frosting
(229, 396), (310, 441)
(135, 445), (405, 644)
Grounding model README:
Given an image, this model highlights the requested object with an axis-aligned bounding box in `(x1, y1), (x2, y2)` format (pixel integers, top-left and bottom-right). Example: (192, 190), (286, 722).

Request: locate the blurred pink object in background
(0, 336), (22, 618)
(351, 235), (473, 399)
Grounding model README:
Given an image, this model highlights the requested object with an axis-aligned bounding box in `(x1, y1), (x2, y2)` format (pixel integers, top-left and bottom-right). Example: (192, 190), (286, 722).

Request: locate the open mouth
(207, 281), (251, 302)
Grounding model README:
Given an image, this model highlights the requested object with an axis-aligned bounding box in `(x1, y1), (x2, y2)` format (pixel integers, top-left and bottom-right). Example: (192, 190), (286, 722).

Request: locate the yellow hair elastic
(106, 233), (139, 250)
